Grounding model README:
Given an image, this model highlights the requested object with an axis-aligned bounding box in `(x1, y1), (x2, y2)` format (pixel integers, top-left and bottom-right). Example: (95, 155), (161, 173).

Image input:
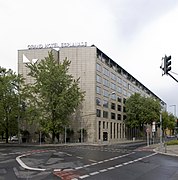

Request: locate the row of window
(96, 109), (127, 120)
(96, 88), (126, 103)
(96, 75), (132, 97)
(96, 98), (126, 112)
(97, 63), (143, 95)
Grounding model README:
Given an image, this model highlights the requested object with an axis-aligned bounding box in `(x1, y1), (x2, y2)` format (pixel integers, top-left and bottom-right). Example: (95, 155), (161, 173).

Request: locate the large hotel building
(18, 43), (166, 144)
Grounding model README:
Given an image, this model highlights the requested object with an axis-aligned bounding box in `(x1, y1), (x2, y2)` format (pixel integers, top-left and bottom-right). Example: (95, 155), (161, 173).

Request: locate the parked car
(10, 136), (18, 141)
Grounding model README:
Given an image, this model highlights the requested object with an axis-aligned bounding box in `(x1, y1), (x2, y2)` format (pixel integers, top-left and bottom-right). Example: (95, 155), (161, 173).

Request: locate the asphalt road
(0, 142), (178, 180)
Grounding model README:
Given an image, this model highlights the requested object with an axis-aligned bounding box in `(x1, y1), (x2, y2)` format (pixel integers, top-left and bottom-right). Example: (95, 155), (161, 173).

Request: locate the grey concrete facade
(18, 45), (166, 144)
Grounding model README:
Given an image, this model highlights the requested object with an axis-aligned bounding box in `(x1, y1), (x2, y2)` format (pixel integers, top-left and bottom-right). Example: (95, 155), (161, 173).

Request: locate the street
(0, 142), (178, 179)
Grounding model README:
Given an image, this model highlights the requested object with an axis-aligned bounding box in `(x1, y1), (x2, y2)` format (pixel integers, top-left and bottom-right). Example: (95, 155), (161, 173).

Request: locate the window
(111, 93), (116, 100)
(103, 100), (108, 108)
(111, 72), (116, 81)
(123, 115), (127, 120)
(117, 86), (122, 94)
(111, 103), (115, 110)
(114, 123), (116, 139)
(103, 121), (105, 129)
(99, 121), (101, 139)
(103, 67), (110, 77)
(123, 89), (127, 96)
(123, 80), (127, 87)
(111, 112), (116, 120)
(117, 77), (122, 84)
(111, 82), (116, 90)
(123, 98), (126, 104)
(103, 89), (109, 97)
(103, 78), (109, 87)
(96, 63), (101, 72)
(96, 75), (102, 83)
(110, 122), (112, 139)
(103, 111), (108, 118)
(96, 98), (101, 106)
(117, 114), (121, 120)
(96, 109), (101, 117)
(96, 86), (101, 94)
(123, 106), (126, 112)
(127, 92), (131, 97)
(117, 96), (122, 103)
(117, 105), (121, 111)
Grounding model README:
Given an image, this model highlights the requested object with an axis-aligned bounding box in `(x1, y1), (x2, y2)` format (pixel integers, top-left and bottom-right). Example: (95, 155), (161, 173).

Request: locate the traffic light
(164, 55), (171, 74)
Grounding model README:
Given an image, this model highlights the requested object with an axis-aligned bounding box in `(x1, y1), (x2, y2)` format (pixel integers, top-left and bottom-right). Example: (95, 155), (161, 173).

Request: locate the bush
(166, 140), (178, 146)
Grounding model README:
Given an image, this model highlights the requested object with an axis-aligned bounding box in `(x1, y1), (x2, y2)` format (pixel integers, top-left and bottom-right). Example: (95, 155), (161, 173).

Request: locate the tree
(0, 67), (25, 143)
(26, 51), (85, 142)
(125, 93), (161, 130)
(162, 111), (175, 135)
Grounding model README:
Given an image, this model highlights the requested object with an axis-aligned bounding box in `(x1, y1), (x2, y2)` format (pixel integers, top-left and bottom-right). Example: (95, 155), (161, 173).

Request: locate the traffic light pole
(168, 73), (178, 83)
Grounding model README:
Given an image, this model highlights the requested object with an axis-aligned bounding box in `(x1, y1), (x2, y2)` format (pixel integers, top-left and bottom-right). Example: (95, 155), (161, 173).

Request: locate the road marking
(90, 171), (99, 176)
(75, 152), (157, 179)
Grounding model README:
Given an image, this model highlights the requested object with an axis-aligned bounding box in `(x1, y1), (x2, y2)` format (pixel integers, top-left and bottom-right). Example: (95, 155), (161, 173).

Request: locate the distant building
(18, 44), (166, 144)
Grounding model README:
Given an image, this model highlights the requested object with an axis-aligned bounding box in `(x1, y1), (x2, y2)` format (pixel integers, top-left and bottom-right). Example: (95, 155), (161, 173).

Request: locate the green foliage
(26, 51), (85, 142)
(125, 93), (161, 128)
(0, 67), (25, 142)
(166, 140), (178, 146)
(162, 111), (176, 131)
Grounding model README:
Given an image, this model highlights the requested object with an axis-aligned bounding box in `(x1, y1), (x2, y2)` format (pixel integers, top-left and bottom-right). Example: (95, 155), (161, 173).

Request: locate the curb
(153, 147), (178, 157)
(16, 153), (46, 171)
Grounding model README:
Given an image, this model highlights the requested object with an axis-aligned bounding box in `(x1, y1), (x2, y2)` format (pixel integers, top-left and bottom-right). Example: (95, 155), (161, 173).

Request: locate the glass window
(99, 121), (101, 139)
(111, 72), (116, 81)
(96, 109), (101, 117)
(123, 115), (127, 120)
(117, 96), (122, 102)
(103, 100), (108, 108)
(117, 86), (122, 94)
(111, 112), (116, 120)
(96, 86), (101, 94)
(123, 80), (127, 87)
(103, 78), (109, 87)
(127, 92), (131, 97)
(123, 89), (127, 96)
(117, 114), (121, 120)
(111, 103), (115, 110)
(96, 98), (101, 106)
(96, 63), (101, 72)
(111, 82), (116, 90)
(117, 105), (121, 111)
(103, 121), (105, 129)
(103, 67), (110, 77)
(96, 75), (102, 83)
(118, 77), (122, 84)
(111, 93), (116, 100)
(123, 106), (126, 112)
(103, 89), (109, 97)
(103, 111), (108, 118)
(110, 122), (112, 139)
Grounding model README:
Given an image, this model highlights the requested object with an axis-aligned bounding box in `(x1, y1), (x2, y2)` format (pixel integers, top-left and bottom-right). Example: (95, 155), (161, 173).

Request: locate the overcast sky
(1, 0), (178, 115)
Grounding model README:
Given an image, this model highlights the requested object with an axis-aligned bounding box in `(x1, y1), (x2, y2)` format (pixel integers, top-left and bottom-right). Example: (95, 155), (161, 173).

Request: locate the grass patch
(166, 140), (178, 146)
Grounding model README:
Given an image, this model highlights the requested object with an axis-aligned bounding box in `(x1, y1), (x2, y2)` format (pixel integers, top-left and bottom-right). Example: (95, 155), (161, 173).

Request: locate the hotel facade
(18, 44), (166, 144)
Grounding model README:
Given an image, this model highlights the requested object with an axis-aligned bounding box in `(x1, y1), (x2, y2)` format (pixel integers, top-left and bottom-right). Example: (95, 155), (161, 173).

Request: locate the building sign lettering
(27, 42), (87, 49)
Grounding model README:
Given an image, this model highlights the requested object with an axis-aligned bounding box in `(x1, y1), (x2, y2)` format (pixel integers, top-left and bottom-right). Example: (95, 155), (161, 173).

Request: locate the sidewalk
(154, 144), (178, 157)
